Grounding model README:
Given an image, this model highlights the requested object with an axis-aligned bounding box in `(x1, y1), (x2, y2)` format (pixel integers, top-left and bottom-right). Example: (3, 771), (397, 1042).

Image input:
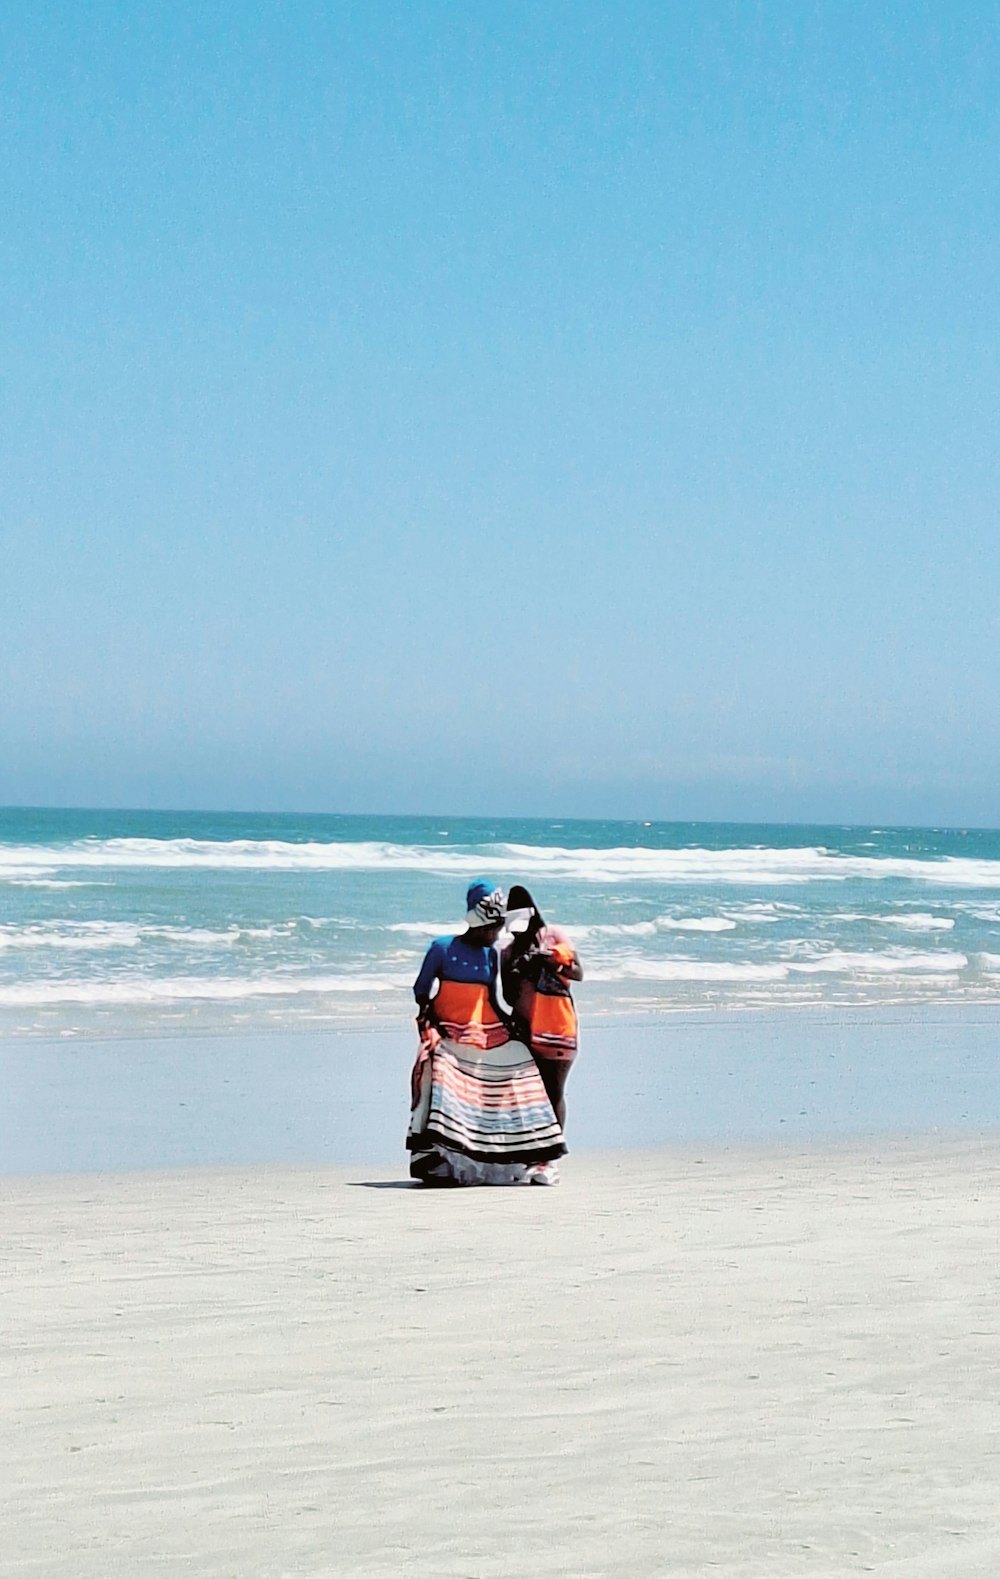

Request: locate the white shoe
(529, 1161), (560, 1186)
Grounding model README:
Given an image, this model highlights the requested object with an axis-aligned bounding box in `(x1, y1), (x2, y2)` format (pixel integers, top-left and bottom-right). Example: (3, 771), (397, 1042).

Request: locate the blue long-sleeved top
(413, 934), (499, 1001)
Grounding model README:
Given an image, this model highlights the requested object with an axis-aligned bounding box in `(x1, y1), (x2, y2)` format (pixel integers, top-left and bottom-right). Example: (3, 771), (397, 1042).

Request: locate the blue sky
(2, 1), (999, 824)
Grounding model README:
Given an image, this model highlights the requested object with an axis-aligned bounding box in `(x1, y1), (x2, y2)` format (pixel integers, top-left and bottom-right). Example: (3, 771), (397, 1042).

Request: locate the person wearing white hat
(407, 880), (566, 1185)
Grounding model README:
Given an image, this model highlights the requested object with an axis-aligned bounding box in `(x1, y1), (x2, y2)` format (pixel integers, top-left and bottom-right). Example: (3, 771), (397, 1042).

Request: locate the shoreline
(7, 992), (1000, 1039)
(6, 989), (1000, 1045)
(6, 1002), (1000, 1179)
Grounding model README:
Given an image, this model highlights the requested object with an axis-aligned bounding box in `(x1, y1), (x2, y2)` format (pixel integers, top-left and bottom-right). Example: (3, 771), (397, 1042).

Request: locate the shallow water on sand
(5, 1007), (1000, 1175)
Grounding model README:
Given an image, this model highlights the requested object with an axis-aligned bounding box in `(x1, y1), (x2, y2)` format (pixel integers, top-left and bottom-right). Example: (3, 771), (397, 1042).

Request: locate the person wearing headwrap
(407, 880), (566, 1185)
(501, 884), (583, 1135)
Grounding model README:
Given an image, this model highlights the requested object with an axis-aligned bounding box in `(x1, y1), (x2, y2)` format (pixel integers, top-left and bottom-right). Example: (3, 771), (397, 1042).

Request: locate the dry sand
(4, 1137), (1000, 1578)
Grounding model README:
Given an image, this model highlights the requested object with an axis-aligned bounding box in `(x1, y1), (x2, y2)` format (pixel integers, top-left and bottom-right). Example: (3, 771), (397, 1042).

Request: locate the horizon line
(1, 804), (997, 837)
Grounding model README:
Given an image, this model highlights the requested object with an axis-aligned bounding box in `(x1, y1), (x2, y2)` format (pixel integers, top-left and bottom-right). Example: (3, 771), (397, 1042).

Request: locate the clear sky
(2, 1), (998, 825)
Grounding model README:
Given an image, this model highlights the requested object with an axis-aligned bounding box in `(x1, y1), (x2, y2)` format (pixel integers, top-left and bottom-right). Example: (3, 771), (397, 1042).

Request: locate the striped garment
(408, 1031), (566, 1180)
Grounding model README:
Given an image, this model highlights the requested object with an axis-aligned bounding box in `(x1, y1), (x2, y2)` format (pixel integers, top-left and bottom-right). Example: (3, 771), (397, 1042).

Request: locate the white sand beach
(5, 1133), (1000, 1578)
(8, 0), (1000, 1566)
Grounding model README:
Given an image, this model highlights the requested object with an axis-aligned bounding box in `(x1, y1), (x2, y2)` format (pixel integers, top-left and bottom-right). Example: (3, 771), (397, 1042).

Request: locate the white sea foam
(572, 915), (737, 940)
(4, 835), (1000, 886)
(787, 949), (967, 976)
(568, 922), (656, 940)
(4, 879), (101, 889)
(829, 913), (955, 932)
(496, 843), (1000, 888)
(724, 901), (803, 922)
(390, 915), (738, 942)
(0, 922), (142, 952)
(587, 946), (968, 984)
(955, 904), (1000, 923)
(587, 958), (789, 983)
(0, 973), (405, 1007)
(0, 921), (295, 953)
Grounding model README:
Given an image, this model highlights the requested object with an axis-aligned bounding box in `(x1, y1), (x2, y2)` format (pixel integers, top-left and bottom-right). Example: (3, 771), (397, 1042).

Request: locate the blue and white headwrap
(465, 880), (506, 928)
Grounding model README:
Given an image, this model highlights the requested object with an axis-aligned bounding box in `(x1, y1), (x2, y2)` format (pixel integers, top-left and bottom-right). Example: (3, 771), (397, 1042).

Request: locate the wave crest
(4, 835), (1000, 886)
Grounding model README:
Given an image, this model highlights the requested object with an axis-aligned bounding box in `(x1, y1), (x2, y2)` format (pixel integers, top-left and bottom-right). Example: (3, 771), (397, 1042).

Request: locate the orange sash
(432, 980), (509, 1049)
(530, 986), (578, 1061)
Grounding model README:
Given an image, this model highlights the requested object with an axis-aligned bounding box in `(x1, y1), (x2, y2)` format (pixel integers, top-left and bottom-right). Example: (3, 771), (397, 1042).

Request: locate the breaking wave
(0, 973), (405, 1007)
(4, 836), (1000, 886)
(587, 948), (968, 983)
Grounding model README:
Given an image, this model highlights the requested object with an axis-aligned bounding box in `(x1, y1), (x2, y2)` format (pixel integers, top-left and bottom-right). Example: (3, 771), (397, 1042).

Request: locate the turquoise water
(2, 807), (1000, 1037)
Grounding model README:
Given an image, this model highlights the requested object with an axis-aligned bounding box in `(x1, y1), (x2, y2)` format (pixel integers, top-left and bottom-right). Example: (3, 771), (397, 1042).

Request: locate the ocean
(2, 807), (1000, 1039)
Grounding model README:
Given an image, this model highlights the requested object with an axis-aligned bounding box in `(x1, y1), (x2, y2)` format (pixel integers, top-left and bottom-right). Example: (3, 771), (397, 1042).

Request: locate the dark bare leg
(536, 1058), (572, 1133)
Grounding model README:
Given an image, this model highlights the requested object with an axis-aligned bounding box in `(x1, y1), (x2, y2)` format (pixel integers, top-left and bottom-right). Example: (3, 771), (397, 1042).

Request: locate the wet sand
(6, 1005), (1000, 1175)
